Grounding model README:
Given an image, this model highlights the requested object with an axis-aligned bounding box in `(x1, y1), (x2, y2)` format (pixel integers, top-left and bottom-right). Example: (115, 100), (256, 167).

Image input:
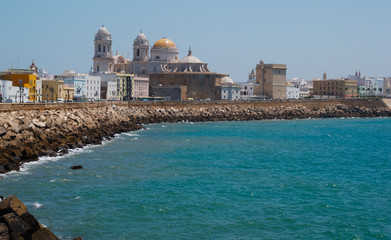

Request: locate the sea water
(1, 118), (390, 239)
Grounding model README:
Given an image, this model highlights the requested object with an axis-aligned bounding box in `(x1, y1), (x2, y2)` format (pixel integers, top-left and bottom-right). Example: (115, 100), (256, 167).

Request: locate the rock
(0, 195), (27, 216)
(70, 165), (83, 170)
(0, 222), (9, 240)
(0, 213), (31, 239)
(0, 127), (6, 137)
(73, 237), (83, 240)
(31, 227), (59, 240)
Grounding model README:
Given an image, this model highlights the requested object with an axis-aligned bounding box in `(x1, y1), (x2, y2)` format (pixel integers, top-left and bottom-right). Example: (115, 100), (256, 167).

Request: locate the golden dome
(152, 38), (177, 49)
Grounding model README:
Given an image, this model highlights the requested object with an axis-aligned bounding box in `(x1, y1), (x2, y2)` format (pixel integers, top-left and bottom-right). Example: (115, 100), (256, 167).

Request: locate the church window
(97, 65), (100, 72)
(98, 44), (101, 52)
(137, 49), (140, 56)
(103, 46), (106, 52)
(155, 56), (160, 60)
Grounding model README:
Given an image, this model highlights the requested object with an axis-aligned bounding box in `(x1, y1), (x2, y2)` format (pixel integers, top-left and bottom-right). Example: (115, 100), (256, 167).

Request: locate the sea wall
(1, 99), (391, 174)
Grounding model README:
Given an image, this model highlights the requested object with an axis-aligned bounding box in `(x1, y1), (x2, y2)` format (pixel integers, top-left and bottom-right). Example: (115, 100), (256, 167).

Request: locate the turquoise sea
(1, 118), (390, 239)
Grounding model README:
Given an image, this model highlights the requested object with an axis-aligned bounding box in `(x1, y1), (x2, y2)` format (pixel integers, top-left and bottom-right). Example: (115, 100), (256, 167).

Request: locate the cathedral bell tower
(133, 31), (149, 62)
(93, 25), (113, 73)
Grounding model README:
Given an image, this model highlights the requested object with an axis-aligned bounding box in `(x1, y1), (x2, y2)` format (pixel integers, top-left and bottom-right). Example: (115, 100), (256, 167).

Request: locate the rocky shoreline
(1, 100), (391, 175)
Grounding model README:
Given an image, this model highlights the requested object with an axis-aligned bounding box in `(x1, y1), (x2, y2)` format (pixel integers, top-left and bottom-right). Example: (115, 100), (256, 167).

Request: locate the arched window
(98, 44), (101, 52)
(97, 65), (100, 72)
(137, 49), (140, 56)
(155, 56), (160, 60)
(103, 46), (106, 52)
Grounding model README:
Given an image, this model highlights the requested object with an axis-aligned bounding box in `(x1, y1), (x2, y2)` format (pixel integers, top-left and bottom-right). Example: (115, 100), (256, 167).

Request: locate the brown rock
(0, 213), (31, 239)
(31, 227), (59, 240)
(0, 195), (28, 216)
(0, 222), (9, 240)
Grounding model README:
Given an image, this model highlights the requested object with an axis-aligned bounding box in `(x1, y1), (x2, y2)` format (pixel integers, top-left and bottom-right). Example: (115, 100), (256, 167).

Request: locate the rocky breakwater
(0, 195), (58, 240)
(127, 103), (391, 123)
(1, 102), (391, 174)
(0, 106), (142, 174)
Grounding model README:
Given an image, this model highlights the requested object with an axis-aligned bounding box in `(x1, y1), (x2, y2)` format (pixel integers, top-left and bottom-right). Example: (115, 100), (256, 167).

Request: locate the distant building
(286, 82), (300, 99)
(116, 73), (133, 101)
(149, 72), (226, 100)
(312, 78), (357, 98)
(133, 76), (149, 98)
(106, 81), (117, 100)
(150, 85), (187, 100)
(85, 75), (101, 101)
(42, 80), (65, 102)
(383, 77), (391, 97)
(0, 80), (29, 103)
(220, 76), (240, 100)
(255, 60), (287, 99)
(0, 69), (37, 102)
(237, 82), (256, 100)
(348, 70), (384, 96)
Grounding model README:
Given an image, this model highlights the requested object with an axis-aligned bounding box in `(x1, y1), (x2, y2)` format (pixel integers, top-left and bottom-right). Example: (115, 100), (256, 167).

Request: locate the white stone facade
(286, 85), (300, 99)
(133, 76), (149, 98)
(0, 80), (29, 103)
(85, 75), (101, 101)
(106, 81), (117, 100)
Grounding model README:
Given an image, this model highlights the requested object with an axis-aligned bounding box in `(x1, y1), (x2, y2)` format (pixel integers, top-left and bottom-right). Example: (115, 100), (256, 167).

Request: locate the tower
(323, 71), (327, 80)
(133, 31), (149, 62)
(93, 25), (113, 73)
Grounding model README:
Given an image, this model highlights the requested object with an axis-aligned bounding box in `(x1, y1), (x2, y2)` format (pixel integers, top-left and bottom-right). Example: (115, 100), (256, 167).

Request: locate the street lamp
(18, 79), (22, 103)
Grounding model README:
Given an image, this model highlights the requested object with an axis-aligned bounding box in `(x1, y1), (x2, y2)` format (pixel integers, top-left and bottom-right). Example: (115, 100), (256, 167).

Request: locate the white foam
(33, 202), (42, 208)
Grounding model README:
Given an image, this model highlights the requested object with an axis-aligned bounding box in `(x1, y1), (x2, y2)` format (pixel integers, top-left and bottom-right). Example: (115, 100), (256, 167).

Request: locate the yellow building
(313, 79), (358, 98)
(62, 85), (75, 102)
(42, 80), (65, 102)
(0, 70), (37, 101)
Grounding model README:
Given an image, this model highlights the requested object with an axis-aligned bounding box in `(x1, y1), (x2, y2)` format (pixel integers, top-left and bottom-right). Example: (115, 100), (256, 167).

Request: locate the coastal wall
(1, 98), (391, 174)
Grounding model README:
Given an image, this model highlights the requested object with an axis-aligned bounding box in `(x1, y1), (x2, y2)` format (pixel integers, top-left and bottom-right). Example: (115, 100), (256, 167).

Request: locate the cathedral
(92, 26), (211, 76)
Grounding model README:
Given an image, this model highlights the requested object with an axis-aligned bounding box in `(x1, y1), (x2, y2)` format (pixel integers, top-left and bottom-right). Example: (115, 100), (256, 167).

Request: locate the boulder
(0, 196), (27, 217)
(0, 213), (31, 239)
(70, 165), (83, 170)
(0, 222), (9, 240)
(31, 227), (59, 240)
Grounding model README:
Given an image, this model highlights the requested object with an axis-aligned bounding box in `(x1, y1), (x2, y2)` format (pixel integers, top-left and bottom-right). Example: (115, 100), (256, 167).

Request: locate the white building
(133, 76), (149, 98)
(287, 77), (311, 99)
(237, 82), (256, 99)
(286, 82), (300, 99)
(220, 76), (240, 100)
(0, 80), (29, 103)
(106, 81), (117, 100)
(348, 71), (384, 96)
(85, 75), (101, 101)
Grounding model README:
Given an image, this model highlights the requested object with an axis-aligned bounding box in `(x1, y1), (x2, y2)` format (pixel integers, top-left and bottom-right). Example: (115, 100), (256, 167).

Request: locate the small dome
(97, 26), (110, 35)
(180, 47), (201, 63)
(181, 55), (201, 63)
(152, 38), (177, 49)
(136, 32), (146, 40)
(221, 76), (234, 85)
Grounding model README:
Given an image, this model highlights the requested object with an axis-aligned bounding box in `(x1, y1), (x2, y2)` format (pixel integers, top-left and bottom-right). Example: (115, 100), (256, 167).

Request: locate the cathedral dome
(181, 47), (201, 63)
(221, 76), (234, 85)
(181, 55), (201, 63)
(97, 26), (110, 35)
(152, 38), (177, 49)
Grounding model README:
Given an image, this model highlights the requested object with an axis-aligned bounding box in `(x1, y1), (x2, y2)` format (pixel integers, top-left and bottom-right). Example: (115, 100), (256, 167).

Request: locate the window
(137, 49), (140, 56)
(103, 46), (106, 52)
(98, 44), (101, 52)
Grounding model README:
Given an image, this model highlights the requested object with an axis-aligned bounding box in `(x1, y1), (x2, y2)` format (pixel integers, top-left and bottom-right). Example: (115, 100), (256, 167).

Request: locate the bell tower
(133, 31), (149, 62)
(93, 25), (113, 73)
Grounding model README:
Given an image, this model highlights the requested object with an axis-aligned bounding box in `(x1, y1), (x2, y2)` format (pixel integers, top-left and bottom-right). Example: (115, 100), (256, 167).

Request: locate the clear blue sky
(1, 0), (390, 81)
